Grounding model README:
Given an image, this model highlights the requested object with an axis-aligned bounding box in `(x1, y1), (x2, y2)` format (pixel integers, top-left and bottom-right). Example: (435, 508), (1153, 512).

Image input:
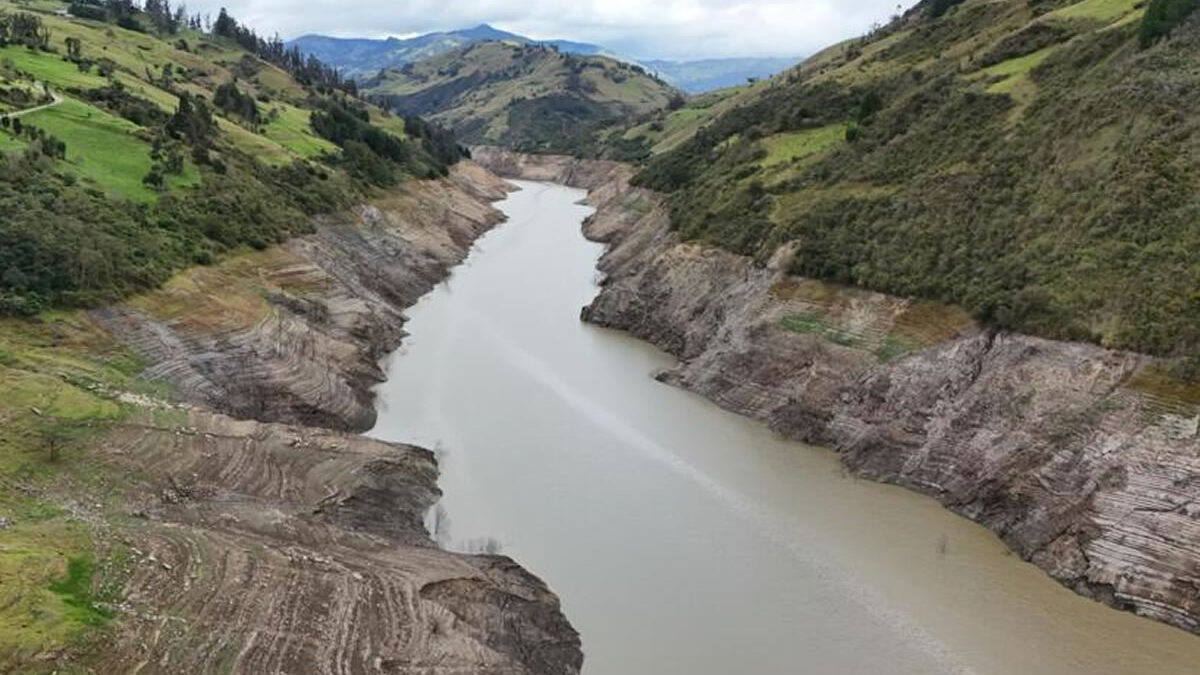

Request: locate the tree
(65, 36), (82, 61)
(32, 387), (89, 464)
(1139, 0), (1200, 47)
(213, 7), (237, 38)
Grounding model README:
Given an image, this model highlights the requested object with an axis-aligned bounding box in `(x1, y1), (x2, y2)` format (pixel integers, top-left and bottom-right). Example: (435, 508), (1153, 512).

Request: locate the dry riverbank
(15, 162), (583, 674)
(472, 146), (1200, 637)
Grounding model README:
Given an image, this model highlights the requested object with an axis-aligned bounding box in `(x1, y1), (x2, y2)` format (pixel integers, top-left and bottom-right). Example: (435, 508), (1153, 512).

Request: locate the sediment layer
(96, 162), (510, 433)
(93, 410), (580, 674)
(73, 162), (582, 674)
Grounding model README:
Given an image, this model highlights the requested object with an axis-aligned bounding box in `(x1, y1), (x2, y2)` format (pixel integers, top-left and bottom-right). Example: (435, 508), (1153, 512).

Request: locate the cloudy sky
(184, 1), (917, 60)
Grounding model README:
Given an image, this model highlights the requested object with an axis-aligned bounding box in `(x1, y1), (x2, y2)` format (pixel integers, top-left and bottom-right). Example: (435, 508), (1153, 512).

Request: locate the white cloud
(182, 0), (917, 59)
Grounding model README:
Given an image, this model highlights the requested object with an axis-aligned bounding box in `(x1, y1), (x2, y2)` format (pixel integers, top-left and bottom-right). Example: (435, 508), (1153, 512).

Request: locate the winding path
(3, 84), (63, 119)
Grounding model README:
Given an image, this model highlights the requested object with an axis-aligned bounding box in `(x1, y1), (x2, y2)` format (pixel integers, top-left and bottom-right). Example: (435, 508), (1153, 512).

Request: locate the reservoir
(369, 181), (1200, 674)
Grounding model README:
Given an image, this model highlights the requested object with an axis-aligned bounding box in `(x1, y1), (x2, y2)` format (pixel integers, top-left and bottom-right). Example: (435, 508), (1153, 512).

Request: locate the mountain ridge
(644, 56), (803, 93)
(288, 25), (801, 93)
(363, 40), (678, 155)
(286, 24), (610, 79)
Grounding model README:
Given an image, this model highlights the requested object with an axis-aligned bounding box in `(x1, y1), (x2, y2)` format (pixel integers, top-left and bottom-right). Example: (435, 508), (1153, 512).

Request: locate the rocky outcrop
(474, 148), (1200, 636)
(77, 161), (582, 674)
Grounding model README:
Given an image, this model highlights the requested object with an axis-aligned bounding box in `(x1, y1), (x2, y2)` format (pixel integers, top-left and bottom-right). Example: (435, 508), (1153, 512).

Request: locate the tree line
(65, 3), (357, 96)
(211, 8), (357, 96)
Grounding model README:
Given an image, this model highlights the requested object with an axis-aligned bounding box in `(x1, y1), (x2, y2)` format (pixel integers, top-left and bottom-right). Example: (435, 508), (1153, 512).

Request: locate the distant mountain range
(287, 25), (801, 94)
(643, 57), (802, 93)
(288, 25), (610, 79)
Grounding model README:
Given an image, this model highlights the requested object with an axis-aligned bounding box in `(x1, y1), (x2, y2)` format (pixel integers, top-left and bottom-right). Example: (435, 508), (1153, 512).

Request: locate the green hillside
(631, 0), (1200, 375)
(0, 1), (468, 665)
(0, 0), (462, 316)
(363, 41), (679, 155)
(609, 80), (768, 159)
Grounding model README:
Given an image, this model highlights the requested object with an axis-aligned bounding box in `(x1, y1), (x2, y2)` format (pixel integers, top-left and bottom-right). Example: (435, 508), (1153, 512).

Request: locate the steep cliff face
(59, 163), (583, 674)
(473, 148), (1200, 636)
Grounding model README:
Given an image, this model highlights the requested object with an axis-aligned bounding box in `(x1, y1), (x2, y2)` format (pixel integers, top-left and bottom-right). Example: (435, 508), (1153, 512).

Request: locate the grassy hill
(0, 0), (470, 666)
(608, 79), (770, 159)
(0, 0), (463, 315)
(363, 41), (679, 155)
(629, 0), (1200, 376)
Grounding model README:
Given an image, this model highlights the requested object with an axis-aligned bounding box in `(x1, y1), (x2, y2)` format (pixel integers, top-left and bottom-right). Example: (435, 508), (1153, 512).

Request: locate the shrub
(1140, 0), (1200, 47)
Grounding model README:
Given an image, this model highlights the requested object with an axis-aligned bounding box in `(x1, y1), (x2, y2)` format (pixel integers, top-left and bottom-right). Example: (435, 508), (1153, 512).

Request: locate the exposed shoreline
(70, 163), (583, 674)
(470, 146), (1200, 637)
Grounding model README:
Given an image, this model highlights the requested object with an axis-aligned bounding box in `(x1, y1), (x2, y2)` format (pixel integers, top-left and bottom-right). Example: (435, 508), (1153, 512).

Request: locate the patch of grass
(126, 245), (322, 333)
(0, 312), (151, 663)
(216, 115), (294, 166)
(890, 301), (974, 345)
(1128, 366), (1200, 406)
(760, 124), (845, 167)
(262, 102), (337, 158)
(0, 45), (108, 90)
(781, 310), (865, 347)
(367, 108), (406, 138)
(111, 72), (179, 112)
(1050, 0), (1141, 22)
(619, 192), (653, 215)
(19, 97), (162, 201)
(974, 45), (1062, 79)
(48, 555), (111, 627)
(781, 311), (826, 334)
(769, 278), (836, 303)
(0, 516), (98, 662)
(875, 335), (921, 362)
(0, 130), (25, 151)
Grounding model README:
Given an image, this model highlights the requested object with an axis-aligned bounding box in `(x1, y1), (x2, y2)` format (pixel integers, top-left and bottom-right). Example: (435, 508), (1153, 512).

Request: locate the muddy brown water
(369, 181), (1200, 674)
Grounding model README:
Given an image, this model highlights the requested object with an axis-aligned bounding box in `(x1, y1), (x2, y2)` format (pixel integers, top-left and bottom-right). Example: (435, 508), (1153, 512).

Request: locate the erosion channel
(369, 181), (1200, 674)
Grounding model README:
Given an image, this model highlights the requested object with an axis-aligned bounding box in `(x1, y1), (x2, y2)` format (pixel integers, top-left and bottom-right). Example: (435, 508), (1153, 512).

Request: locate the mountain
(289, 27), (800, 94)
(364, 41), (679, 155)
(644, 57), (803, 93)
(626, 0), (1200, 373)
(287, 25), (608, 79)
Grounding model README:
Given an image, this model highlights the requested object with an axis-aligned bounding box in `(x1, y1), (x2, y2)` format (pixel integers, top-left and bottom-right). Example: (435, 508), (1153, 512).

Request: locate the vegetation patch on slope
(0, 1), (476, 668)
(0, 312), (147, 666)
(0, 1), (466, 318)
(631, 0), (1200, 375)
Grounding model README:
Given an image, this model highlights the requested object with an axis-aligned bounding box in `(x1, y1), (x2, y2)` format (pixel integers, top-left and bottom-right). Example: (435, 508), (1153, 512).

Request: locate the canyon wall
(473, 147), (1200, 636)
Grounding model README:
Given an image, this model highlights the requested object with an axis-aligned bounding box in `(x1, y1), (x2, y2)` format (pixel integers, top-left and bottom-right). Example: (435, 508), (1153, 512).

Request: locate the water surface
(370, 181), (1200, 674)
